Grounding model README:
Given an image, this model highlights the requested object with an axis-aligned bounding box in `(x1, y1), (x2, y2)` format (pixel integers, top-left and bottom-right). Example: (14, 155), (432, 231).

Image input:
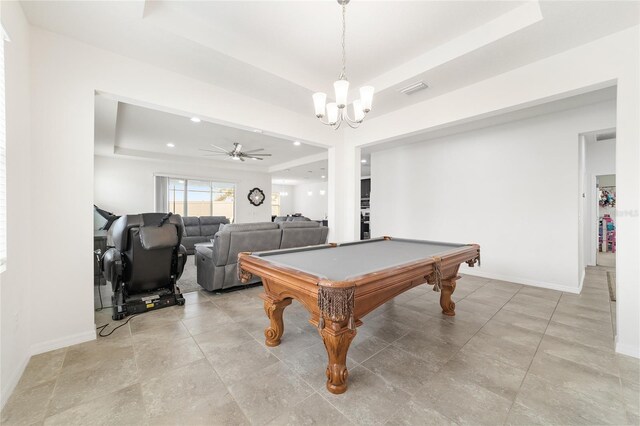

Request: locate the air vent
(596, 131), (616, 141)
(399, 81), (428, 95)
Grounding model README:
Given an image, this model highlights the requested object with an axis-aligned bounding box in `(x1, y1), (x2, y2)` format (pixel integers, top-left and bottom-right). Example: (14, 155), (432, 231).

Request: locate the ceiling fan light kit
(312, 0), (374, 129)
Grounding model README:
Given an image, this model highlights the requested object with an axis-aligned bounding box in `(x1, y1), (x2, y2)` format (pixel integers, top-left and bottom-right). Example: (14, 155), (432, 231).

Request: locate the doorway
(596, 174), (616, 267)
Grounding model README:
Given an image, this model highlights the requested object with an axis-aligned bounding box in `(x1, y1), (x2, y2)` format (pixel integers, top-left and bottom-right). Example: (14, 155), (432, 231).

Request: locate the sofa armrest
(102, 248), (123, 292)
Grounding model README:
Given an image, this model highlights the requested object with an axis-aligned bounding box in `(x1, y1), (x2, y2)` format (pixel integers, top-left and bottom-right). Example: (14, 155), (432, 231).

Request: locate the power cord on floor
(96, 314), (137, 337)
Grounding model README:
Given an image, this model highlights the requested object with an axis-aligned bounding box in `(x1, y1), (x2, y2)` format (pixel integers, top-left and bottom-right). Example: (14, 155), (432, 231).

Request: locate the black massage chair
(102, 213), (186, 320)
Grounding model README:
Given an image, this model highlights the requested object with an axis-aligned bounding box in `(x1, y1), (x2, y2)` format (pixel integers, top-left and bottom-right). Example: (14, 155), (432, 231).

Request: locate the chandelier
(312, 0), (374, 129)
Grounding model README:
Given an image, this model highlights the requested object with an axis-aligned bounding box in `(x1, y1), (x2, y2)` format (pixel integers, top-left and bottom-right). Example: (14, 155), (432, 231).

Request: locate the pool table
(238, 237), (480, 394)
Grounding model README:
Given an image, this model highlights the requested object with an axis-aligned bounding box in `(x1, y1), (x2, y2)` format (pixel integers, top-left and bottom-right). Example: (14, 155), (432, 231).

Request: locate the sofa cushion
(280, 228), (327, 249)
(200, 216), (229, 236)
(219, 222), (278, 232)
(278, 221), (319, 229)
(182, 216), (201, 237)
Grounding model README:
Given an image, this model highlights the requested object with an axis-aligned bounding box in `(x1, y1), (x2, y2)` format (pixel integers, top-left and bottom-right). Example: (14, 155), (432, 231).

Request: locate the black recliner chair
(102, 213), (186, 320)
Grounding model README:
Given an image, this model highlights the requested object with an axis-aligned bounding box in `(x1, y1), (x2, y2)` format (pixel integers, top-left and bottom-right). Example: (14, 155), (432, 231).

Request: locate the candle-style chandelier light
(312, 0), (374, 129)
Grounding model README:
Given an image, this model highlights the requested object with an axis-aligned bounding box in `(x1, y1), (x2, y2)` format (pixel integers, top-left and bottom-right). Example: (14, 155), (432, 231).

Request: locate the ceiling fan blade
(246, 153), (271, 156)
(243, 148), (265, 153)
(246, 156), (264, 160)
(200, 149), (228, 153)
(202, 153), (229, 156)
(208, 144), (230, 153)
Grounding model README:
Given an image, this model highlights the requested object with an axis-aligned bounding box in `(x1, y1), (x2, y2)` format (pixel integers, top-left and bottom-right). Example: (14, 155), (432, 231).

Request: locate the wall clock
(248, 188), (265, 206)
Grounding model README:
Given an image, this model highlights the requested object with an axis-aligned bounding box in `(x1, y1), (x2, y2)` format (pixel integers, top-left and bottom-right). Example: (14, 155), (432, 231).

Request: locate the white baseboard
(1, 353), (30, 409)
(461, 269), (581, 294)
(616, 340), (640, 359)
(29, 328), (96, 356)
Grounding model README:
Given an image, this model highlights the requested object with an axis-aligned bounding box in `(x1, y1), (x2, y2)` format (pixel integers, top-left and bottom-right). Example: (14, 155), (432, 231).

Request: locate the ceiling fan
(199, 142), (272, 162)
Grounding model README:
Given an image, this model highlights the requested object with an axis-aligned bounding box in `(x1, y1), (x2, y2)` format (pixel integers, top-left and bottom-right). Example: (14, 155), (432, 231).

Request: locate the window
(166, 178), (235, 222)
(271, 192), (280, 216)
(0, 29), (7, 272)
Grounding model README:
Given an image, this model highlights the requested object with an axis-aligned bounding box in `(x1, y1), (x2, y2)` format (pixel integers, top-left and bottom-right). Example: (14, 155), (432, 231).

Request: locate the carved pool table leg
(440, 279), (457, 316)
(263, 297), (292, 347)
(319, 321), (356, 394)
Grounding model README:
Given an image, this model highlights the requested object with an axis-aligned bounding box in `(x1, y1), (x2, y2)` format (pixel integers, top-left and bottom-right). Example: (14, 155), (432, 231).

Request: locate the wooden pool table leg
(263, 297), (292, 347)
(320, 321), (356, 394)
(440, 278), (457, 316)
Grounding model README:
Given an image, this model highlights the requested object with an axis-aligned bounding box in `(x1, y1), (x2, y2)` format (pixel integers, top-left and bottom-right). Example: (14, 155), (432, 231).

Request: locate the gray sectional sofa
(195, 221), (329, 291)
(181, 216), (230, 254)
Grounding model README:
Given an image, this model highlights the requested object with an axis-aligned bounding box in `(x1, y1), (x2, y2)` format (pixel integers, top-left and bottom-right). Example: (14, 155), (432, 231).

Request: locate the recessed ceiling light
(307, 191), (313, 196)
(190, 117), (201, 123)
(321, 175), (326, 179)
(253, 129), (263, 133)
(320, 190), (326, 196)
(361, 159), (367, 163)
(293, 141), (301, 146)
(166, 143), (175, 148)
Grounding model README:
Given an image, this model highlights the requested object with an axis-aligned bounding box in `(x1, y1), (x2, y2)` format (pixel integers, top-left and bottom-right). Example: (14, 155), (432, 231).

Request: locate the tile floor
(3, 266), (638, 425)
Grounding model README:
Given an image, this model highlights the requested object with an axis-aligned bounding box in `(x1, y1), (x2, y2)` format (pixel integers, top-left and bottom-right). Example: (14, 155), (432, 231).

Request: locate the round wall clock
(248, 188), (265, 206)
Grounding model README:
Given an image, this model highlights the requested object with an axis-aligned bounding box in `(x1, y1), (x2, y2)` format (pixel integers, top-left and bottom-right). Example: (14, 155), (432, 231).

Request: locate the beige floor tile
(13, 349), (66, 393)
(617, 354), (640, 384)
(128, 308), (180, 334)
(386, 399), (458, 425)
(134, 336), (204, 379)
(48, 355), (139, 416)
(1, 380), (56, 425)
(281, 341), (358, 390)
(528, 350), (625, 411)
(550, 309), (614, 336)
(362, 345), (440, 395)
(358, 317), (411, 344)
(207, 339), (280, 386)
(462, 285), (515, 307)
(131, 319), (191, 345)
(490, 308), (549, 333)
(149, 392), (248, 425)
(140, 359), (227, 418)
(170, 299), (225, 320)
(263, 325), (321, 358)
(545, 320), (614, 352)
(483, 279), (523, 294)
(508, 373), (628, 425)
(43, 384), (147, 426)
(180, 309), (235, 336)
(227, 361), (314, 425)
(440, 349), (527, 400)
(536, 334), (616, 375)
(460, 330), (538, 371)
(393, 329), (462, 365)
(454, 299), (502, 321)
(347, 330), (389, 364)
(410, 371), (513, 426)
(517, 285), (562, 301)
(322, 365), (412, 425)
(267, 392), (351, 426)
(60, 340), (135, 376)
(479, 319), (544, 348)
(377, 305), (436, 331)
(502, 294), (557, 320)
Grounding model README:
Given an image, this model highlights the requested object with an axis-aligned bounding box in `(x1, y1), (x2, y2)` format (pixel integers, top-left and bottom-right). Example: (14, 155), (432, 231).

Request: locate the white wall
(371, 100), (616, 292)
(583, 138), (616, 266)
(94, 155), (271, 223)
(0, 1), (32, 408)
(272, 184), (294, 216)
(293, 181), (328, 221)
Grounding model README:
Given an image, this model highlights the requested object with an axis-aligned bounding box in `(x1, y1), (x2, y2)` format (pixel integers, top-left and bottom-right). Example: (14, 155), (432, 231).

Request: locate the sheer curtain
(154, 176), (168, 213)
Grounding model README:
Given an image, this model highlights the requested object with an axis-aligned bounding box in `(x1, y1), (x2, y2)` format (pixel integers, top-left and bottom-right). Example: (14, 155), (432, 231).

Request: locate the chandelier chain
(340, 3), (347, 81)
